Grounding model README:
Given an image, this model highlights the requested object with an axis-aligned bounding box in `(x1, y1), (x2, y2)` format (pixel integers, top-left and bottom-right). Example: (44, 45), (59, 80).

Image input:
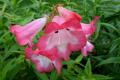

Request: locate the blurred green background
(0, 0), (120, 80)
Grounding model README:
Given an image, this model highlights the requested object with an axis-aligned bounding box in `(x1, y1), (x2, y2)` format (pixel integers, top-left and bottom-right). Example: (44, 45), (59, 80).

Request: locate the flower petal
(81, 41), (94, 56)
(33, 55), (54, 73)
(25, 46), (54, 73)
(37, 50), (62, 74)
(52, 16), (66, 25)
(53, 59), (62, 75)
(25, 46), (62, 74)
(81, 16), (99, 37)
(38, 17), (88, 60)
(57, 44), (71, 60)
(10, 16), (47, 45)
(45, 18), (82, 34)
(57, 6), (81, 21)
(62, 18), (82, 29)
(44, 22), (61, 34)
(69, 30), (87, 51)
(37, 35), (58, 56)
(38, 28), (86, 60)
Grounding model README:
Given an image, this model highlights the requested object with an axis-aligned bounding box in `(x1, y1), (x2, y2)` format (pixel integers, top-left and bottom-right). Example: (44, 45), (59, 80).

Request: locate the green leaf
(8, 56), (24, 80)
(1, 58), (16, 80)
(31, 65), (48, 80)
(50, 71), (58, 80)
(100, 23), (120, 35)
(93, 21), (101, 41)
(97, 57), (120, 67)
(75, 54), (83, 63)
(84, 58), (92, 79)
(109, 37), (120, 54)
(11, 14), (34, 25)
(93, 74), (113, 80)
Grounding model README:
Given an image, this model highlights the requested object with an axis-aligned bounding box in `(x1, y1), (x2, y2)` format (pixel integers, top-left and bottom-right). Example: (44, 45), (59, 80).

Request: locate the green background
(0, 0), (120, 80)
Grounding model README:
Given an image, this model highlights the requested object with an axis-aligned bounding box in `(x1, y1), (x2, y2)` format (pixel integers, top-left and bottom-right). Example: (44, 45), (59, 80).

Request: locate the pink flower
(10, 5), (99, 74)
(57, 6), (81, 21)
(81, 41), (94, 56)
(81, 16), (99, 37)
(57, 6), (99, 37)
(37, 18), (87, 60)
(25, 46), (62, 74)
(80, 16), (99, 56)
(57, 6), (99, 56)
(10, 16), (47, 46)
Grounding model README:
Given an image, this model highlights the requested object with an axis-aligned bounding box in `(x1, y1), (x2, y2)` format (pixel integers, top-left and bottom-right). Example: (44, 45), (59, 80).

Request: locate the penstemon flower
(81, 16), (99, 37)
(10, 5), (99, 74)
(80, 16), (99, 56)
(56, 6), (99, 56)
(10, 16), (47, 45)
(37, 18), (87, 60)
(25, 46), (62, 74)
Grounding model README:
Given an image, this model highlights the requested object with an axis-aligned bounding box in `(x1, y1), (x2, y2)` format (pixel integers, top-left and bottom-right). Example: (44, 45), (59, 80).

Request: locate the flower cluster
(10, 6), (99, 74)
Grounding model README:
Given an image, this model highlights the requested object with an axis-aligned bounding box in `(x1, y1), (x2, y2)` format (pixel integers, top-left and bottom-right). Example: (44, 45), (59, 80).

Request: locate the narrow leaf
(97, 57), (120, 67)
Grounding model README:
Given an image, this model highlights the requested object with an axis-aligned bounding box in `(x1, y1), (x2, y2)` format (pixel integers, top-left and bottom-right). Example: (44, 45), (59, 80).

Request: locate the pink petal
(33, 55), (54, 73)
(62, 18), (82, 30)
(69, 30), (87, 51)
(45, 18), (82, 34)
(37, 34), (71, 61)
(10, 16), (47, 45)
(86, 41), (94, 52)
(37, 35), (66, 60)
(37, 50), (62, 74)
(25, 46), (62, 74)
(81, 16), (99, 37)
(53, 59), (62, 75)
(52, 16), (66, 25)
(81, 47), (87, 56)
(57, 6), (81, 21)
(37, 26), (86, 60)
(25, 46), (54, 73)
(37, 35), (58, 57)
(38, 18), (88, 60)
(56, 44), (71, 60)
(81, 41), (94, 56)
(38, 29), (75, 60)
(44, 22), (61, 34)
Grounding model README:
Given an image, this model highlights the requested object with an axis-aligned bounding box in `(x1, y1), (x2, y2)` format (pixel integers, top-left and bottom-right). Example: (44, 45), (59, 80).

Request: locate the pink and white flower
(10, 5), (99, 74)
(10, 16), (47, 46)
(57, 6), (99, 37)
(81, 16), (99, 56)
(81, 16), (99, 37)
(81, 41), (94, 56)
(57, 6), (99, 56)
(37, 18), (87, 60)
(25, 46), (62, 74)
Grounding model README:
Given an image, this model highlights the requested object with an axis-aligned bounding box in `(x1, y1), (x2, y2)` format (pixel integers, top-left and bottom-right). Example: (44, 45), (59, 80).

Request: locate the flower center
(55, 30), (59, 33)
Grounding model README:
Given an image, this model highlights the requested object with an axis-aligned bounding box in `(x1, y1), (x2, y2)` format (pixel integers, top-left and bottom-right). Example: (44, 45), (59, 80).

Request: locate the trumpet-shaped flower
(37, 18), (87, 60)
(10, 5), (99, 74)
(25, 46), (62, 74)
(57, 6), (99, 37)
(57, 6), (99, 56)
(10, 16), (47, 45)
(80, 16), (99, 56)
(81, 16), (99, 37)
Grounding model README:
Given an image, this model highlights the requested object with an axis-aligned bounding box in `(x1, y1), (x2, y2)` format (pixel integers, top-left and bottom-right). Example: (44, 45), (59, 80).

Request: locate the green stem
(1, 3), (7, 16)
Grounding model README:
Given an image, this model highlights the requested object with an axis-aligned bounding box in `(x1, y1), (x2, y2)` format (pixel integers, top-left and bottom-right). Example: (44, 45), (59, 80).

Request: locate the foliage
(0, 0), (120, 80)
